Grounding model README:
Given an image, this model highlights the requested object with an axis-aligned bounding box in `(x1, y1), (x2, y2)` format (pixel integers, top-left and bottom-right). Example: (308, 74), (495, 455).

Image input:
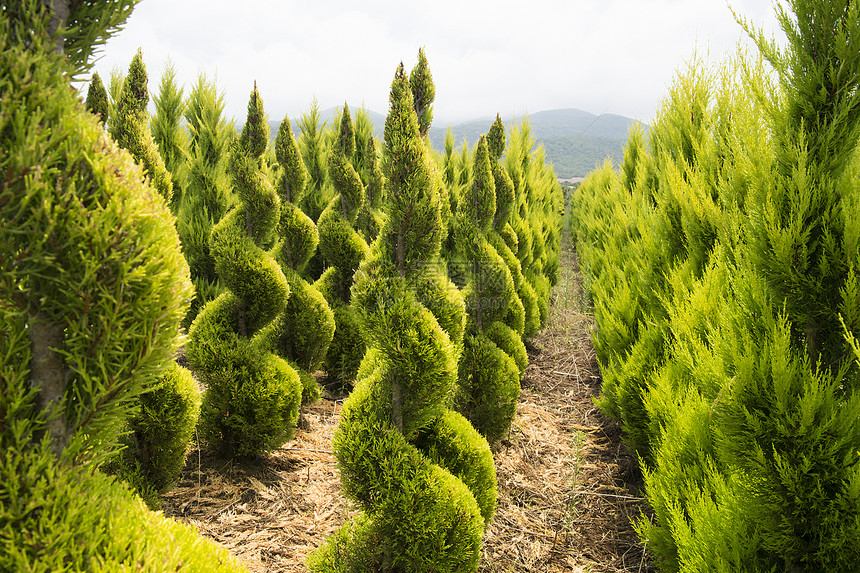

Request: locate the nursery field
(161, 220), (653, 573)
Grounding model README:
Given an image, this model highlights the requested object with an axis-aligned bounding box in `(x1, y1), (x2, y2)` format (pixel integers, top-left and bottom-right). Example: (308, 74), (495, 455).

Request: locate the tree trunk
(43, 0), (69, 55)
(29, 311), (71, 458)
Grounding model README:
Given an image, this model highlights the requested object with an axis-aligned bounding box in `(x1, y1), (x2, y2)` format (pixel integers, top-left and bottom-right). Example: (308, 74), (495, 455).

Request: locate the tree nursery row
(0, 1), (563, 571)
(572, 1), (860, 571)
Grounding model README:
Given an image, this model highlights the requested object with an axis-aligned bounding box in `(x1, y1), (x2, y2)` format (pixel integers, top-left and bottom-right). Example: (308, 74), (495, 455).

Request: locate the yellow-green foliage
(453, 135), (523, 444)
(2, 446), (246, 572)
(0, 5), (239, 569)
(187, 86), (302, 459)
(573, 2), (860, 570)
(262, 115), (335, 404)
(308, 59), (496, 572)
(105, 362), (201, 508)
(316, 104), (370, 388)
(108, 48), (174, 203)
(176, 74), (236, 327)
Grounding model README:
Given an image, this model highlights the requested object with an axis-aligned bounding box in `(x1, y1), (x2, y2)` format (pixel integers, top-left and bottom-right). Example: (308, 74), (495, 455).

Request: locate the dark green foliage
(263, 115), (335, 404)
(109, 48), (173, 203)
(151, 60), (188, 214)
(186, 85), (302, 459)
(177, 74), (236, 328)
(0, 5), (241, 568)
(309, 60), (495, 573)
(316, 104), (370, 387)
(84, 71), (109, 125)
(105, 362), (201, 508)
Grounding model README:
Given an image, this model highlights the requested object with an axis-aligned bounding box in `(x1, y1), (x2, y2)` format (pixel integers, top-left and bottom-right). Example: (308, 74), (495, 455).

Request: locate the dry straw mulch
(161, 235), (653, 572)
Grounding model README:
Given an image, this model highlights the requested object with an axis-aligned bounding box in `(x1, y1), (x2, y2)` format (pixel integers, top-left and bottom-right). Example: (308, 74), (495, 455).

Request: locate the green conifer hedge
(573, 1), (860, 570)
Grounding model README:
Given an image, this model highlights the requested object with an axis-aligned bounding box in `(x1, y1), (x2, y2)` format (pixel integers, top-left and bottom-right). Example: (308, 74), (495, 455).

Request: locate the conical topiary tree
(108, 48), (173, 203)
(176, 74), (236, 328)
(315, 103), (370, 388)
(261, 115), (335, 404)
(308, 61), (496, 573)
(0, 2), (245, 569)
(186, 84), (302, 459)
(151, 60), (187, 214)
(454, 135), (523, 445)
(297, 99), (334, 281)
(354, 108), (386, 243)
(84, 71), (108, 125)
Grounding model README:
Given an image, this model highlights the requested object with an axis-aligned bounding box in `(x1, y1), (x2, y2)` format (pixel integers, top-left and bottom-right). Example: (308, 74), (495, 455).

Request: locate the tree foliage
(573, 1), (860, 570)
(309, 60), (495, 573)
(0, 2), (242, 568)
(186, 84), (302, 459)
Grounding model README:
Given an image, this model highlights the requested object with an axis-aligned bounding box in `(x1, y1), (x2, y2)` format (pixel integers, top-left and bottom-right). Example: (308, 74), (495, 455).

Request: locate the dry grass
(160, 227), (652, 572)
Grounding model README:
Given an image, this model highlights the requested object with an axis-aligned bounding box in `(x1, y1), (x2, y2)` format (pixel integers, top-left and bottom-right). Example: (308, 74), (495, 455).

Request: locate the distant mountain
(429, 109), (646, 179)
(268, 106), (644, 179)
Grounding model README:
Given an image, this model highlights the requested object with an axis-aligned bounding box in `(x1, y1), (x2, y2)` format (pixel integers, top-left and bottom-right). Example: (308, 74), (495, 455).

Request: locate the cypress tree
(487, 114), (540, 342)
(297, 99), (334, 281)
(409, 47), (435, 138)
(108, 48), (173, 203)
(151, 60), (187, 214)
(574, 2), (860, 569)
(186, 84), (302, 459)
(308, 61), (495, 573)
(176, 74), (235, 328)
(261, 115), (335, 404)
(315, 103), (370, 389)
(84, 71), (109, 125)
(0, 2), (244, 569)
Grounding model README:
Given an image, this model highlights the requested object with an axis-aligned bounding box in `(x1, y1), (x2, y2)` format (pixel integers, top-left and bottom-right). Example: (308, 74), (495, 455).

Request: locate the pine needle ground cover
(160, 219), (654, 573)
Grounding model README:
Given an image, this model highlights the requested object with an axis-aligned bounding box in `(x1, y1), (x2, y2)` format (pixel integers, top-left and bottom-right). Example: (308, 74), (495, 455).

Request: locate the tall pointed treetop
(120, 48), (148, 116)
(85, 71), (109, 125)
(487, 114), (506, 160)
(275, 114), (307, 204)
(239, 82), (268, 159)
(410, 47), (435, 137)
(335, 102), (356, 157)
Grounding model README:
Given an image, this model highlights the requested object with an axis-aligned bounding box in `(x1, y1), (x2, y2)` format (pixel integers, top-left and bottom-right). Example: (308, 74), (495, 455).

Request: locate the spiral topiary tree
(487, 114), (541, 342)
(261, 115), (335, 404)
(186, 84), (302, 459)
(354, 110), (386, 243)
(0, 2), (245, 569)
(315, 103), (370, 388)
(308, 60), (496, 573)
(454, 135), (523, 445)
(108, 48), (173, 203)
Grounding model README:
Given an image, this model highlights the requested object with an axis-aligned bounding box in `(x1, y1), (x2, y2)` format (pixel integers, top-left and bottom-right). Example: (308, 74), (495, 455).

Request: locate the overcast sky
(89, 0), (784, 127)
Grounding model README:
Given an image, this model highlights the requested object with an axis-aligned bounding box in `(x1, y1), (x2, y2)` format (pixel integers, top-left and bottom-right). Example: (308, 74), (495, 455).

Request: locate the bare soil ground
(161, 231), (653, 572)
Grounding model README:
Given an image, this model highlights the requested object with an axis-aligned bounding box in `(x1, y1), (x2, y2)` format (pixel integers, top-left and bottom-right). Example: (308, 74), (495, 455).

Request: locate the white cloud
(89, 0), (783, 127)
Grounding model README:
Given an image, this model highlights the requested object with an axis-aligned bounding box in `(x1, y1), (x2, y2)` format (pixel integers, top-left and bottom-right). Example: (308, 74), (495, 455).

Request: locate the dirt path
(161, 225), (652, 572)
